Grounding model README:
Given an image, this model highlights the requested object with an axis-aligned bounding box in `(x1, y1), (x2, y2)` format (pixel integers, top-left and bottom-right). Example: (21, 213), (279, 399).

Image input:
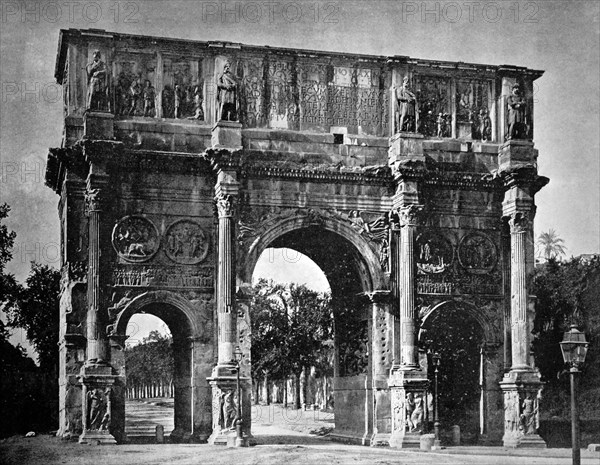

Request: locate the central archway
(240, 212), (389, 444)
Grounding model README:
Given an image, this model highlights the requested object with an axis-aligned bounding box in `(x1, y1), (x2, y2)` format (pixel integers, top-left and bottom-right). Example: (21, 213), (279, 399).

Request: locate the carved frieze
(456, 78), (491, 139)
(164, 220), (209, 264)
(458, 232), (498, 274)
(112, 265), (213, 290)
(112, 216), (160, 263)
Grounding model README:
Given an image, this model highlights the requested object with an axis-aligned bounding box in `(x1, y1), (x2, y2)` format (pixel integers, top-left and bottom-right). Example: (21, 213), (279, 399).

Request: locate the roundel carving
(112, 216), (160, 263)
(416, 232), (453, 274)
(164, 220), (209, 264)
(458, 232), (498, 274)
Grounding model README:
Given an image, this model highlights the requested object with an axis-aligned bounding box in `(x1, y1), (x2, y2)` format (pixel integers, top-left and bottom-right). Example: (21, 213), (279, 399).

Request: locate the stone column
(499, 209), (545, 448)
(508, 211), (531, 370)
(79, 176), (116, 445)
(398, 204), (422, 368)
(84, 185), (108, 364)
(388, 204), (428, 448)
(215, 191), (237, 365)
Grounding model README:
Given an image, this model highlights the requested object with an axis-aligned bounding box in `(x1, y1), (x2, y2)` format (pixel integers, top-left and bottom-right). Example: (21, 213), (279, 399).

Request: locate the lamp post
(560, 325), (589, 465)
(233, 345), (247, 447)
(432, 352), (441, 449)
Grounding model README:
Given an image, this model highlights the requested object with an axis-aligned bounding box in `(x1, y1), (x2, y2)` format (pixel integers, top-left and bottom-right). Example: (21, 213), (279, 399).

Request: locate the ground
(1, 400), (598, 465)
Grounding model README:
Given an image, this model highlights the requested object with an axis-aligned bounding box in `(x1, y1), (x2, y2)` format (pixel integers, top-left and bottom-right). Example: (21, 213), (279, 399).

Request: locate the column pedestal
(212, 121), (242, 150)
(499, 370), (545, 448)
(388, 368), (429, 448)
(78, 364), (116, 445)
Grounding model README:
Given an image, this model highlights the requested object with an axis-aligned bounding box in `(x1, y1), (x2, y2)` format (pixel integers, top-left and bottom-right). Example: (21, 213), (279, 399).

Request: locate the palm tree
(537, 229), (566, 261)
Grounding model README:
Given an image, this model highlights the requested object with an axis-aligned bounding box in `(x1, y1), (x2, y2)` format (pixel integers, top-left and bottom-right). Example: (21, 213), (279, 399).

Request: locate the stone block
(212, 121), (242, 149)
(84, 112), (114, 140)
(498, 140), (538, 172)
(420, 434), (435, 450)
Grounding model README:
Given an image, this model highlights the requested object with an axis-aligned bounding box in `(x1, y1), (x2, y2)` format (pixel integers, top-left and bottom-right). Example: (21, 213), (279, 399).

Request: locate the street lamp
(432, 352), (441, 449)
(560, 326), (589, 465)
(233, 345), (247, 447)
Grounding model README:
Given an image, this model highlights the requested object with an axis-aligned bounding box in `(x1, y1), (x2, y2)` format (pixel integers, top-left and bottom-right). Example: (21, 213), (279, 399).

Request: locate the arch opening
(420, 301), (486, 444)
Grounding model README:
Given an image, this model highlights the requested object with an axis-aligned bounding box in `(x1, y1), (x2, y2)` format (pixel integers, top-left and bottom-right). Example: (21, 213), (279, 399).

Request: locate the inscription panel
(112, 265), (214, 290)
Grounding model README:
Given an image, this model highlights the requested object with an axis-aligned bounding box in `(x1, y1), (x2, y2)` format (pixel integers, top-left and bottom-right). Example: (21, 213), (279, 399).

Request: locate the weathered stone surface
(48, 29), (546, 448)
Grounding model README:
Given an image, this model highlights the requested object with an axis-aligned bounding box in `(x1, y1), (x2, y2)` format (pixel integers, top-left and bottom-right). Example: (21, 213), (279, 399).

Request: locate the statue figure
(217, 61), (238, 121)
(128, 79), (142, 116)
(221, 391), (237, 429)
(519, 393), (537, 434)
(436, 112), (445, 138)
(86, 50), (107, 111)
(187, 86), (204, 120)
(87, 388), (106, 430)
(478, 108), (492, 141)
(143, 80), (155, 117)
(506, 83), (527, 140)
(405, 392), (415, 431)
(174, 85), (183, 119)
(395, 76), (417, 132)
(410, 394), (424, 432)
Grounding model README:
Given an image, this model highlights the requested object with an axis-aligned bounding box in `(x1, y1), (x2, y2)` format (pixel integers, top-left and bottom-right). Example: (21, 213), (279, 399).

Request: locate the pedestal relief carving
(112, 216), (159, 262)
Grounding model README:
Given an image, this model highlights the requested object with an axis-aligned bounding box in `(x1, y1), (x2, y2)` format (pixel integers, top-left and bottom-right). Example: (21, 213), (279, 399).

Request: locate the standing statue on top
(395, 76), (417, 133)
(217, 61), (238, 121)
(86, 50), (108, 112)
(506, 83), (528, 140)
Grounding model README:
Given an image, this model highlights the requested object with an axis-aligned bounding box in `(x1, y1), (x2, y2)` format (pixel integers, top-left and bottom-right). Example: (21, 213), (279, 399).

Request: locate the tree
(4, 264), (61, 372)
(532, 255), (600, 419)
(0, 203), (19, 311)
(537, 229), (566, 261)
(125, 331), (174, 397)
(250, 280), (333, 409)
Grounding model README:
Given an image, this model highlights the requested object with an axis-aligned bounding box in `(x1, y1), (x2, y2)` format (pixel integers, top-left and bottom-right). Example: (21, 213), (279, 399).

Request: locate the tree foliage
(532, 255), (600, 418)
(125, 331), (174, 389)
(250, 279), (333, 408)
(537, 229), (566, 262)
(4, 264), (61, 372)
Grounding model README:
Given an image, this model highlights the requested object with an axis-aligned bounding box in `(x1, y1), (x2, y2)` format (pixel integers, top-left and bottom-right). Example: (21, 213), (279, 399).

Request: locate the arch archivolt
(418, 298), (503, 345)
(112, 290), (204, 339)
(237, 207), (388, 290)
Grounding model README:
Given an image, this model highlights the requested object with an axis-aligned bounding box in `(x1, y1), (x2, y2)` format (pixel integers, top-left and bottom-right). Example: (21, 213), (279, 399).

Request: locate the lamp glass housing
(560, 326), (589, 365)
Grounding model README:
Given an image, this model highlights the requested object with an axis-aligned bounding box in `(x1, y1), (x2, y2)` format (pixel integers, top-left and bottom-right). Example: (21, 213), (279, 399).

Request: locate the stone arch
(419, 299), (500, 345)
(111, 290), (212, 443)
(240, 211), (387, 291)
(113, 290), (200, 338)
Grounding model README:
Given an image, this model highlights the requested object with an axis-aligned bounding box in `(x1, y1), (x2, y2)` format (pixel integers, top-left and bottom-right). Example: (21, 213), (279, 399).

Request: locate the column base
(78, 429), (117, 445)
(389, 431), (422, 448)
(370, 432), (391, 447)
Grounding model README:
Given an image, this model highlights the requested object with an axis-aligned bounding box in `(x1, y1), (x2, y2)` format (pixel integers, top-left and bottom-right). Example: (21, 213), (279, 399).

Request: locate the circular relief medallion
(112, 216), (159, 263)
(164, 220), (209, 265)
(416, 233), (454, 274)
(458, 232), (498, 274)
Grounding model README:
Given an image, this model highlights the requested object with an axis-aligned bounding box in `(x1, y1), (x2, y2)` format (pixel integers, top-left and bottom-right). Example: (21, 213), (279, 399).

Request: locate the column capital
(215, 192), (235, 218)
(398, 204), (424, 227)
(506, 210), (533, 234)
(85, 188), (105, 214)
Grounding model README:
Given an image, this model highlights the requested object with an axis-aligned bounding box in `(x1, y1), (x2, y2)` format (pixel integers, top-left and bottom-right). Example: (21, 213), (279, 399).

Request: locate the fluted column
(215, 191), (236, 365)
(398, 205), (422, 368)
(508, 211), (531, 370)
(85, 185), (108, 364)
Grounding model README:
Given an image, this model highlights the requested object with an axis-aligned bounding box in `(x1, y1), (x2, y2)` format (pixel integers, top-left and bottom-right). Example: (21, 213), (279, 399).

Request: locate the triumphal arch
(46, 28), (548, 448)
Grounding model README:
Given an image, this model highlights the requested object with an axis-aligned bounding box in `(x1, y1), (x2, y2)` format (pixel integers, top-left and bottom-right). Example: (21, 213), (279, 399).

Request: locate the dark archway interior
(420, 304), (485, 443)
(269, 226), (371, 376)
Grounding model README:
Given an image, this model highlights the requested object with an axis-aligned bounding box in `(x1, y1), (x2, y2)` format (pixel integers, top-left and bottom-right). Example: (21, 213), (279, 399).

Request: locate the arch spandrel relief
(164, 220), (210, 265)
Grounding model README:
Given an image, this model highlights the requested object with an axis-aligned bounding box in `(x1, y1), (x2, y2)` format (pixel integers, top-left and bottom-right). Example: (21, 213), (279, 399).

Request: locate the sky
(1, 0), (599, 346)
